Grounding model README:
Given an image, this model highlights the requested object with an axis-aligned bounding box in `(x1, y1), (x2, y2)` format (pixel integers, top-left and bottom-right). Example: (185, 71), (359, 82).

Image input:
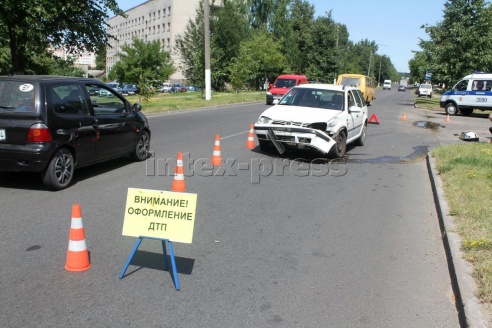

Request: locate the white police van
(440, 72), (492, 116)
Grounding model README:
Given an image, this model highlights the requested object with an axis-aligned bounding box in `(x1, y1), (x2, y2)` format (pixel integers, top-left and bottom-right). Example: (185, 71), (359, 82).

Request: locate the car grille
(272, 120), (307, 127)
(271, 121), (327, 131)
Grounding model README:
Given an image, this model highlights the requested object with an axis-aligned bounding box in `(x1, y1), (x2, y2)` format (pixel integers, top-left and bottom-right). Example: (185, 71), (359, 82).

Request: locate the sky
(115, 0), (447, 73)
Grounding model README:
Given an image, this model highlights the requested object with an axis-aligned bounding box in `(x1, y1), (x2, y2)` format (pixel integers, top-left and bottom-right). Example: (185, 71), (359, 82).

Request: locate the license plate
(0, 129), (5, 141)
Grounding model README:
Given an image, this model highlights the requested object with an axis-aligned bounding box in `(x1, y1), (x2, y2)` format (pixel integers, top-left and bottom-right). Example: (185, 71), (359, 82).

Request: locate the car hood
(260, 105), (341, 123)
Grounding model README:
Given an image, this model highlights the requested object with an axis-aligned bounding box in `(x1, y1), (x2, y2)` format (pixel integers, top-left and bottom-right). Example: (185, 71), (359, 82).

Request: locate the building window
(167, 22), (170, 31)
(168, 6), (171, 15)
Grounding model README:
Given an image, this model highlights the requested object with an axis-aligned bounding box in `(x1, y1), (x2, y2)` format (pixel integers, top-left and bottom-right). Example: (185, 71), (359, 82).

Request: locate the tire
(41, 148), (74, 190)
(130, 131), (150, 161)
(460, 108), (473, 116)
(355, 123), (367, 146)
(329, 130), (347, 158)
(445, 102), (459, 116)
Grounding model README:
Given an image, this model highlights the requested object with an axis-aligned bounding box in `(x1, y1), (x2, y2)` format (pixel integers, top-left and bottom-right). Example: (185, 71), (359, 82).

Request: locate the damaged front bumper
(254, 124), (336, 154)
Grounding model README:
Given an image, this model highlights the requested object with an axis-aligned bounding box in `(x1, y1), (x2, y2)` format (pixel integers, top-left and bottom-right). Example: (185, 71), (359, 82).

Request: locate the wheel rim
(335, 133), (346, 153)
(137, 133), (150, 158)
(446, 104), (457, 115)
(54, 153), (73, 185)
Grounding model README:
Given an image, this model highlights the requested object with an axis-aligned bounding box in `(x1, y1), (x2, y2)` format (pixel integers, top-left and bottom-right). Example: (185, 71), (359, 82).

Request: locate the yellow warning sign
(122, 188), (197, 243)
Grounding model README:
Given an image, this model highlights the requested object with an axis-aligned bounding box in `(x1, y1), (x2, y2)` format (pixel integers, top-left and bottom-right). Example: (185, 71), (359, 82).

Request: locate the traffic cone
(401, 113), (407, 121)
(445, 114), (451, 122)
(65, 204), (91, 272)
(171, 152), (186, 192)
(211, 135), (223, 165)
(246, 124), (255, 149)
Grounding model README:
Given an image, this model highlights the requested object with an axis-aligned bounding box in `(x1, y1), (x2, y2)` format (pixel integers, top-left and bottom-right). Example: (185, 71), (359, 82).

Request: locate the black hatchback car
(0, 75), (151, 190)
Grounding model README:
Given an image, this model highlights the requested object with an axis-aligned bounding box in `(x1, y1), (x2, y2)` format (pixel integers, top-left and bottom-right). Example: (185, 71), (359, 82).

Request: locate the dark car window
(51, 84), (89, 115)
(86, 84), (127, 114)
(0, 80), (36, 114)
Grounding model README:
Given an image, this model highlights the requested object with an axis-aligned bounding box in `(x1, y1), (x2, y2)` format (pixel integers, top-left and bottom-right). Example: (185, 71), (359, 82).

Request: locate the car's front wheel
(131, 131), (150, 161)
(445, 102), (459, 116)
(41, 148), (74, 190)
(329, 130), (347, 158)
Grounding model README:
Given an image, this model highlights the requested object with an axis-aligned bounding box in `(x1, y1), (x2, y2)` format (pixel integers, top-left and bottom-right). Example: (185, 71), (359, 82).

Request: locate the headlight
(327, 117), (339, 127)
(258, 116), (272, 124)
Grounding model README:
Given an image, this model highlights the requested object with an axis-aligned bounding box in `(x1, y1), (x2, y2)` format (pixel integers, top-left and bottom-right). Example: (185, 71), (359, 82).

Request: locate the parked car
(170, 84), (186, 93)
(120, 84), (140, 95)
(398, 85), (406, 92)
(160, 83), (172, 93)
(0, 75), (151, 190)
(417, 83), (432, 98)
(254, 84), (368, 158)
(88, 87), (100, 96)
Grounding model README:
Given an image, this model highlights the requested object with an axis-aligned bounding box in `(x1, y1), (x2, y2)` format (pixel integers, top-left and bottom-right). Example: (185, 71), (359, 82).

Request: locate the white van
(440, 72), (492, 116)
(383, 80), (391, 90)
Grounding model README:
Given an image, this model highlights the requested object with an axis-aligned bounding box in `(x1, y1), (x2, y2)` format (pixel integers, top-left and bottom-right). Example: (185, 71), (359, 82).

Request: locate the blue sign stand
(119, 236), (180, 290)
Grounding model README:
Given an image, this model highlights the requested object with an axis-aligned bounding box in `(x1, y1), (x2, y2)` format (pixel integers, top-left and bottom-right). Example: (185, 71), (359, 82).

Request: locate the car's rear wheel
(41, 148), (74, 190)
(445, 102), (459, 116)
(131, 131), (150, 161)
(355, 123), (367, 146)
(329, 130), (346, 158)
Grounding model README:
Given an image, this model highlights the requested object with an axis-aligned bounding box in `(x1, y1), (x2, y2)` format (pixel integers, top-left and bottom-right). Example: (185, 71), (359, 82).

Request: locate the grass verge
(125, 91), (265, 114)
(432, 144), (492, 301)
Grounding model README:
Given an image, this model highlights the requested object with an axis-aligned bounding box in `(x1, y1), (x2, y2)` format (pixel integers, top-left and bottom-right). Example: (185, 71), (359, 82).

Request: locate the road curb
(426, 154), (489, 327)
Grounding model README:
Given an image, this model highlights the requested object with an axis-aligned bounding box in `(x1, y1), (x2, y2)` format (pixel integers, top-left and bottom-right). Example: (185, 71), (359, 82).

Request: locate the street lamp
(377, 44), (387, 87)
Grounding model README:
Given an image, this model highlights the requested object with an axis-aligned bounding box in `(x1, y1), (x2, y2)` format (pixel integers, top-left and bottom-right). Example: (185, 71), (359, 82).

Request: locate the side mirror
(349, 106), (361, 113)
(132, 103), (142, 112)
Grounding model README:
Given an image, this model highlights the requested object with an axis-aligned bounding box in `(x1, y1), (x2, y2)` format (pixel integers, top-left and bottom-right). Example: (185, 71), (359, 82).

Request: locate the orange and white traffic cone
(65, 204), (91, 272)
(445, 114), (451, 122)
(401, 113), (407, 121)
(246, 124), (255, 149)
(171, 152), (186, 192)
(211, 134), (223, 165)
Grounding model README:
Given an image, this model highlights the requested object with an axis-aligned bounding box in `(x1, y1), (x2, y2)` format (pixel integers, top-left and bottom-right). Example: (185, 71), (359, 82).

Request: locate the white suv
(417, 83), (432, 98)
(254, 84), (368, 158)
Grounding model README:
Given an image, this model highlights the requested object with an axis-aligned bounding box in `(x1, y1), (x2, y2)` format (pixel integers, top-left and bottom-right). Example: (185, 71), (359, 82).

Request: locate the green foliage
(176, 0), (399, 89)
(416, 0), (492, 86)
(175, 2), (206, 89)
(108, 38), (175, 102)
(0, 0), (124, 74)
(228, 30), (286, 90)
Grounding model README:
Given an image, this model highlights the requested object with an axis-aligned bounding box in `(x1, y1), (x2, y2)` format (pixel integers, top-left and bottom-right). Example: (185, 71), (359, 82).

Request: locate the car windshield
(273, 78), (296, 88)
(0, 80), (37, 115)
(340, 78), (360, 86)
(279, 88), (345, 110)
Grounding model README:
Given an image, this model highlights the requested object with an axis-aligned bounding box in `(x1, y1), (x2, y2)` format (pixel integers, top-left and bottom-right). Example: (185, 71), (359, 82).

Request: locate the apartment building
(106, 0), (201, 82)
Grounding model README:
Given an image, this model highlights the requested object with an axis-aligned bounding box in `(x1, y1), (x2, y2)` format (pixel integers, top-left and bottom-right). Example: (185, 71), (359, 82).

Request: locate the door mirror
(132, 103), (142, 112)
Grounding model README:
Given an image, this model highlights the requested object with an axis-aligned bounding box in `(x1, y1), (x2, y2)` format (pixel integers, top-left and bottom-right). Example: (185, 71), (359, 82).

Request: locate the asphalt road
(2, 88), (489, 327)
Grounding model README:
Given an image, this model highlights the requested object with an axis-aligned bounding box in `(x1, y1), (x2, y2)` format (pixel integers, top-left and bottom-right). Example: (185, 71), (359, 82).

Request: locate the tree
(289, 0), (315, 74)
(0, 0), (124, 74)
(95, 46), (107, 71)
(419, 0), (492, 86)
(109, 38), (175, 102)
(305, 14), (338, 82)
(228, 30), (286, 90)
(211, 0), (250, 90)
(175, 1), (206, 89)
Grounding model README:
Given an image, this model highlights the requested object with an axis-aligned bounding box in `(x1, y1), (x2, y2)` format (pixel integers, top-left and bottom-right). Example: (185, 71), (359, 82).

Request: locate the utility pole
(377, 44), (387, 87)
(204, 0), (211, 100)
(367, 52), (372, 77)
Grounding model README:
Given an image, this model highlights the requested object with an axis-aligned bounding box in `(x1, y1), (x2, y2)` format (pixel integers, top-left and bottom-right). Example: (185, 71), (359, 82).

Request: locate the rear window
(0, 80), (36, 115)
(420, 84), (431, 89)
(340, 78), (361, 86)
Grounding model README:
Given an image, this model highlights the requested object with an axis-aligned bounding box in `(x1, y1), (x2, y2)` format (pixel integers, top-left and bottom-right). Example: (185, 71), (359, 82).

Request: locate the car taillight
(27, 123), (52, 142)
